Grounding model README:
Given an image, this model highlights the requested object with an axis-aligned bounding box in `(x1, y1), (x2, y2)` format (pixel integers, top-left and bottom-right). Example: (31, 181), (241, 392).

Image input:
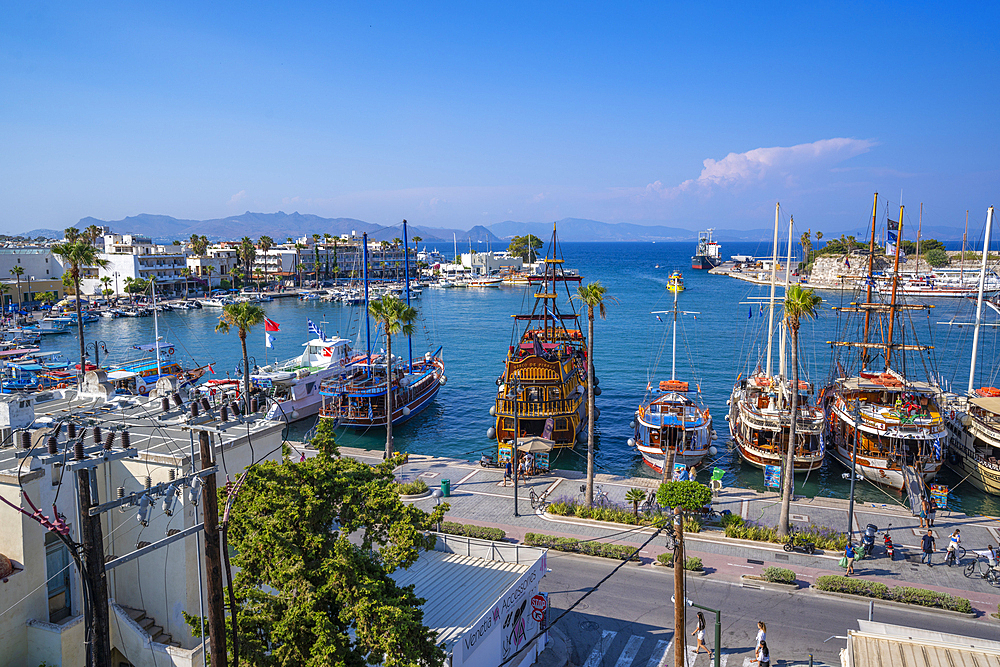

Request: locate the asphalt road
(539, 550), (1000, 667)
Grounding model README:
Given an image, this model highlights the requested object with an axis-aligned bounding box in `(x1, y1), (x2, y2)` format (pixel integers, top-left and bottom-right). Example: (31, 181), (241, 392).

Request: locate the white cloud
(229, 189), (247, 205)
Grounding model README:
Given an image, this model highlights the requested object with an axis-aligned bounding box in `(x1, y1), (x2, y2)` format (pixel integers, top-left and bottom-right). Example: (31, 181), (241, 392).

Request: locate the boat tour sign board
(764, 465), (781, 489)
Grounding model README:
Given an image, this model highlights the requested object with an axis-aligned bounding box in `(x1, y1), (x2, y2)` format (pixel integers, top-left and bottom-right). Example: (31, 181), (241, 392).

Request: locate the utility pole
(673, 506), (686, 667)
(77, 451), (111, 667)
(199, 430), (230, 667)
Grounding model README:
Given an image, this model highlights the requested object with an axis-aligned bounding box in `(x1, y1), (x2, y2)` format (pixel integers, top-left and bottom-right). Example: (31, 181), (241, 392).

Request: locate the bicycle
(529, 489), (549, 511)
(945, 545), (967, 567)
(640, 490), (661, 515)
(964, 552), (999, 584)
(594, 485), (611, 508)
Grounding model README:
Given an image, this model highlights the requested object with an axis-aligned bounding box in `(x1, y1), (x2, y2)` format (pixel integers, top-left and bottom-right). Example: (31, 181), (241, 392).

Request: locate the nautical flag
(656, 315), (662, 322)
(208, 364), (215, 375)
(888, 219), (899, 231)
(264, 317), (280, 332)
(844, 256), (851, 269)
(265, 332), (275, 348)
(748, 307), (753, 319)
(308, 319), (324, 340)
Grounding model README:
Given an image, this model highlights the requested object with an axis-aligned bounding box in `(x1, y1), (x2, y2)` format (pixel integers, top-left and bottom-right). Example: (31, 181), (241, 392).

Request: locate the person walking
(845, 542), (856, 576)
(504, 459), (512, 487)
(691, 612), (713, 659)
(928, 496), (937, 527)
(755, 621), (766, 649)
(919, 495), (930, 529)
(946, 529), (961, 566)
(921, 529), (936, 566)
(754, 640), (771, 666)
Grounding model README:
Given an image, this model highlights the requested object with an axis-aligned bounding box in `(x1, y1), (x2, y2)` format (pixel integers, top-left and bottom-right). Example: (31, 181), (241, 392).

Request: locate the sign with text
(764, 465), (781, 488)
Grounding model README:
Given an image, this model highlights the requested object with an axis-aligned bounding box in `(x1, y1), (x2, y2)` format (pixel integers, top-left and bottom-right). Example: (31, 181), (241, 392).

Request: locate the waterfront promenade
(313, 445), (1000, 617)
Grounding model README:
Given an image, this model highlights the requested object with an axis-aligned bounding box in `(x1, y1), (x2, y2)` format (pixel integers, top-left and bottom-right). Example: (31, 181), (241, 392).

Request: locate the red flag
(264, 318), (280, 332)
(209, 364), (215, 375)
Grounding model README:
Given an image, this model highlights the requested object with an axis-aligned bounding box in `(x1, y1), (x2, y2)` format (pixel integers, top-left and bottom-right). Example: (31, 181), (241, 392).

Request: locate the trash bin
(441, 479), (451, 498)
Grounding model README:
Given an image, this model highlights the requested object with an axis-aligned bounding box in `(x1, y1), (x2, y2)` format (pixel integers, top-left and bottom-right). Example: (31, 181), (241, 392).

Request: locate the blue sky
(1, 2), (997, 236)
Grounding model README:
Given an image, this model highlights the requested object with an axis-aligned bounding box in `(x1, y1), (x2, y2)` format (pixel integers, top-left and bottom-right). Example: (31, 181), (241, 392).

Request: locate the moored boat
(667, 270), (684, 293)
(691, 229), (722, 270)
(255, 334), (355, 422)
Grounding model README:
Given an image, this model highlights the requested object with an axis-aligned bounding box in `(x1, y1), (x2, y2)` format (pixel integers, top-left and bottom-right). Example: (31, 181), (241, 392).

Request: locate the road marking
(614, 634), (645, 667)
(740, 499), (749, 519)
(455, 469), (478, 485)
(719, 652), (728, 667)
(727, 562), (756, 569)
(647, 640), (671, 667)
(582, 630), (617, 667)
(742, 658), (753, 667)
(546, 478), (563, 496)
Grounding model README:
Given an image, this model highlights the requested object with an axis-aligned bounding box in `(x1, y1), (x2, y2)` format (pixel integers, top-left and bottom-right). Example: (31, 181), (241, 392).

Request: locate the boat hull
(691, 255), (721, 270)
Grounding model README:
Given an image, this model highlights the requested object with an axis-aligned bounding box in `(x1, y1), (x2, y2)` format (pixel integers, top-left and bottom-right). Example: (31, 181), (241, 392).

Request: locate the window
(46, 532), (72, 622)
(555, 418), (567, 431)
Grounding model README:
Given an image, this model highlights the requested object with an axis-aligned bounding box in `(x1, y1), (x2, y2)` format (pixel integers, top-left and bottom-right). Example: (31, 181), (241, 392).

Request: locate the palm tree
(123, 277), (136, 304)
(180, 268), (192, 300)
(258, 236), (274, 288)
(99, 276), (112, 301)
(368, 295), (417, 458)
(297, 262), (306, 288)
(64, 227), (80, 242)
(9, 266), (24, 310)
(239, 237), (256, 280)
(202, 264), (215, 293)
(294, 243), (305, 286)
(571, 281), (617, 507)
(51, 241), (110, 387)
(215, 302), (266, 408)
(777, 284), (823, 537)
(625, 488), (646, 518)
(84, 224), (102, 246)
(0, 283), (10, 312)
(229, 266), (242, 290)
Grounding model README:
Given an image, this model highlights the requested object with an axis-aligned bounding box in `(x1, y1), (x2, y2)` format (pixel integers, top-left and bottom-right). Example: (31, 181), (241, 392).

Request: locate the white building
(460, 251), (523, 276)
(0, 386), (285, 667)
(79, 234), (190, 297)
(187, 246), (240, 290)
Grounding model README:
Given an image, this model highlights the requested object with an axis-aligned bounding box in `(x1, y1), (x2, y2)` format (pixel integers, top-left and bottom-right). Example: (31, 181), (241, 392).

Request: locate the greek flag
(308, 319), (324, 341)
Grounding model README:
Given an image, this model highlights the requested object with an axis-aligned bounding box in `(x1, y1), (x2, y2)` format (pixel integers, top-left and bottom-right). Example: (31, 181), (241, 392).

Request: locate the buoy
(439, 375), (447, 385)
(487, 427), (496, 439)
(627, 438), (635, 447)
(711, 433), (718, 441)
(489, 405), (497, 416)
(594, 376), (600, 386)
(594, 386), (602, 396)
(402, 406), (411, 416)
(594, 407), (601, 419)
(709, 446), (718, 456)
(726, 399), (731, 406)
(629, 421), (636, 429)
(724, 414), (729, 421)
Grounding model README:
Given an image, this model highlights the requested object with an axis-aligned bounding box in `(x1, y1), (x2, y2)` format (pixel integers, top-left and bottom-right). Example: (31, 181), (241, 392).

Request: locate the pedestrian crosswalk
(580, 632), (729, 667)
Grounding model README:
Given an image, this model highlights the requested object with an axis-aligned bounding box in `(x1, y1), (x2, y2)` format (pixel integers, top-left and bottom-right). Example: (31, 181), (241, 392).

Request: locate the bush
(438, 522), (506, 541)
(814, 575), (890, 599)
(683, 517), (703, 533)
(524, 532), (640, 561)
(762, 567), (796, 584)
(547, 497), (666, 527)
(723, 519), (847, 551)
(396, 479), (428, 495)
(657, 552), (673, 566)
(720, 513), (744, 529)
(685, 557), (703, 571)
(657, 481), (712, 511)
(814, 576), (972, 612)
(924, 248), (950, 267)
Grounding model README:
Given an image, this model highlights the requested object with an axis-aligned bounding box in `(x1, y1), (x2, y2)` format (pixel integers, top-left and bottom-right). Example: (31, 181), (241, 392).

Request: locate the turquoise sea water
(38, 241), (1000, 516)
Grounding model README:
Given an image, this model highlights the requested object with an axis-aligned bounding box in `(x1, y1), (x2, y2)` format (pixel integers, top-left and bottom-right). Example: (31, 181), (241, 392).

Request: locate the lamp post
(508, 374), (522, 517)
(86, 341), (108, 368)
(847, 399), (860, 540)
(674, 506), (685, 667)
(113, 272), (120, 305)
(689, 602), (722, 667)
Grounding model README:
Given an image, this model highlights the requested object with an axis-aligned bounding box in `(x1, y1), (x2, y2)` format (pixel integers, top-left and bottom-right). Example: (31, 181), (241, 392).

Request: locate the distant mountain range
(20, 212), (967, 244)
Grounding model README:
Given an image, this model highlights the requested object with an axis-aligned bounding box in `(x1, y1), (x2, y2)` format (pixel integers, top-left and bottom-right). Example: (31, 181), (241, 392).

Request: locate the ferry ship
(691, 229), (723, 270)
(492, 224), (588, 458)
(254, 335), (356, 422)
(823, 194), (945, 491)
(729, 204), (826, 473)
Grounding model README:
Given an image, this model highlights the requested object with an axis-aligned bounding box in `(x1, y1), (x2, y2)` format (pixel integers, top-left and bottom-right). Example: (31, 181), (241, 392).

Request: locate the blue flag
(748, 306), (752, 319)
(308, 319), (324, 340)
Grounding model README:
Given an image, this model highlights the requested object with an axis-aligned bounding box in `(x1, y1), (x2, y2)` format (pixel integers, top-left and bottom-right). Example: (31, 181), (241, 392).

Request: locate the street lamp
(506, 374), (522, 517)
(86, 341), (108, 368)
(113, 272), (120, 305)
(847, 398), (861, 540)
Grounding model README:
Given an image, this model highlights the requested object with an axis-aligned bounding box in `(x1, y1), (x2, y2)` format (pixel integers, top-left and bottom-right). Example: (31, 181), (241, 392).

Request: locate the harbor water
(35, 241), (1000, 517)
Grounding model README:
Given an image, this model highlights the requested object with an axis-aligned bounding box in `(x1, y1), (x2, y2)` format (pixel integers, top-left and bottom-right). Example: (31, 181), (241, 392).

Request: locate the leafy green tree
(215, 302), (266, 406)
(368, 295), (417, 457)
(508, 235), (543, 263)
(310, 416), (339, 456)
(190, 234), (209, 256)
(35, 291), (57, 305)
(9, 265), (24, 308)
(625, 488), (646, 518)
(51, 240), (110, 386)
(206, 454), (447, 667)
(778, 285), (822, 537)
(571, 281), (616, 506)
(924, 248), (950, 267)
(656, 480), (711, 511)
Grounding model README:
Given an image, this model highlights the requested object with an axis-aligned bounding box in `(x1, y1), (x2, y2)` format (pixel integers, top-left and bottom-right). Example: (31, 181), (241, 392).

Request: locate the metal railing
(495, 397), (582, 418)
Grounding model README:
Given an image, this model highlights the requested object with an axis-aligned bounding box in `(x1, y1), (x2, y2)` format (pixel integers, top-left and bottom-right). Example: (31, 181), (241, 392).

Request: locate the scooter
(783, 529), (816, 555)
(882, 524), (894, 560)
(479, 453), (501, 469)
(862, 523), (878, 554)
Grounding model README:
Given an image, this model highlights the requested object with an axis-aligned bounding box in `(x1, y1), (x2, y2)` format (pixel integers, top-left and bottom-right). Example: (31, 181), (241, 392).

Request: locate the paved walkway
(308, 445), (1000, 617)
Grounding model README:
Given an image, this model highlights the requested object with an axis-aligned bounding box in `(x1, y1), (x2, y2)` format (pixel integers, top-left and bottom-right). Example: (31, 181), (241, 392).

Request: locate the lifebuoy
(168, 347), (175, 355)
(138, 385), (149, 395)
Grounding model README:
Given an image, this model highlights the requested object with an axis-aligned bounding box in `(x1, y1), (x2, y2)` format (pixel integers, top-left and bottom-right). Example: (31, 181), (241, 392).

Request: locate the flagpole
(403, 219), (413, 373)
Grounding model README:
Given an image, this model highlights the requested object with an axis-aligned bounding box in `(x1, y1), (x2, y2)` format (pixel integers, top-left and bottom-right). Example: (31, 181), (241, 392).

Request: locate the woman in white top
(691, 612), (712, 658)
(755, 620), (766, 648)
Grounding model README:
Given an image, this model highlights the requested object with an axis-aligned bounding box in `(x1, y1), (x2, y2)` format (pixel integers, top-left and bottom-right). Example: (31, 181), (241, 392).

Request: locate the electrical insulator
(231, 401), (242, 416)
(161, 397), (170, 413)
(47, 436), (57, 455)
(121, 430), (131, 449)
(74, 441), (85, 460)
(65, 423), (73, 438)
(220, 405), (229, 422)
(144, 475), (152, 490)
(117, 486), (125, 500)
(104, 431), (115, 450)
(189, 476), (203, 505)
(162, 484), (178, 516)
(191, 401), (200, 418)
(136, 494), (151, 526)
(168, 468), (176, 481)
(172, 393), (183, 407)
(20, 431), (30, 450)
(250, 397), (259, 413)
(93, 426), (102, 445)
(201, 397), (211, 413)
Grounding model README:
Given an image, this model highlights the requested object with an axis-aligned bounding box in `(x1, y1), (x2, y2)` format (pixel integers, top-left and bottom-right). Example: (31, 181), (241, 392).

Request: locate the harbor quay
(313, 444), (1000, 617)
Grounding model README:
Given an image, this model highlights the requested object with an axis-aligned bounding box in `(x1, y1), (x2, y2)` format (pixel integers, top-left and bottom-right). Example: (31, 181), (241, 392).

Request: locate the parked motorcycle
(862, 523), (878, 553)
(479, 453), (501, 468)
(783, 529), (816, 555)
(882, 524), (894, 560)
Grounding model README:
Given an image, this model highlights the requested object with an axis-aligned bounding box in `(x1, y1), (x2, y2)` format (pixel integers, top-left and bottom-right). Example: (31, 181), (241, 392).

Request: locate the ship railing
(508, 366), (561, 382)
(495, 397), (581, 418)
(738, 405), (824, 430)
(969, 414), (1000, 448)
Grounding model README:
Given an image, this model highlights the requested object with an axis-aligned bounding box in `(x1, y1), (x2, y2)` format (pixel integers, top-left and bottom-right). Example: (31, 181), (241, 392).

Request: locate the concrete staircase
(120, 606), (182, 647)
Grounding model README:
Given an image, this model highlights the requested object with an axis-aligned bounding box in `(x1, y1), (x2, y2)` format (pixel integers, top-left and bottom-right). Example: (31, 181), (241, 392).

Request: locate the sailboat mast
(152, 279), (162, 378)
(403, 219), (413, 373)
(861, 192), (879, 370)
(884, 205), (904, 371)
(363, 232), (372, 365)
(916, 203), (922, 277)
(779, 215), (794, 382)
(961, 210), (969, 283)
(968, 206), (995, 395)
(765, 202), (780, 378)
(671, 284), (678, 381)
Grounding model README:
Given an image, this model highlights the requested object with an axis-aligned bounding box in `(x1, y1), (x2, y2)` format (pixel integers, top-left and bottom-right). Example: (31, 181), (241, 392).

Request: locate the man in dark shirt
(921, 530), (936, 566)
